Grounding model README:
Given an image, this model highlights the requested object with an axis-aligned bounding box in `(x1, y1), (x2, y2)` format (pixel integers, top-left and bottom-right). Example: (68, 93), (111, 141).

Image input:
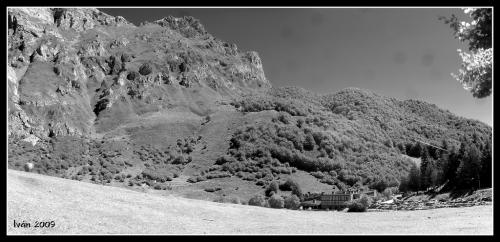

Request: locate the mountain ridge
(8, 8), (492, 202)
(8, 7), (270, 139)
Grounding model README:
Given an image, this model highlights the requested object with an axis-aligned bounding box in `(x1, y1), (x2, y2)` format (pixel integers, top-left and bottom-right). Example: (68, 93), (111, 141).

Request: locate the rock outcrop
(8, 8), (271, 139)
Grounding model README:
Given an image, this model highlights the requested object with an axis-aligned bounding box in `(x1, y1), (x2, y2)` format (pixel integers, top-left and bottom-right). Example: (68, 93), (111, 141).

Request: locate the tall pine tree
(480, 139), (492, 188)
(456, 142), (482, 189)
(408, 163), (421, 192)
(437, 140), (450, 185)
(420, 145), (431, 189)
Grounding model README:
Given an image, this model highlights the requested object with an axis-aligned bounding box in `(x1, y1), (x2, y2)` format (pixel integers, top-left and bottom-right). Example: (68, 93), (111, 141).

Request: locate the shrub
(291, 184), (303, 199)
(204, 187), (221, 192)
(139, 63), (153, 75)
(265, 180), (279, 196)
(215, 155), (237, 165)
(346, 195), (372, 212)
(24, 162), (34, 172)
(369, 179), (389, 193)
(141, 169), (171, 182)
(277, 112), (292, 124)
(268, 194), (285, 209)
(127, 71), (139, 80)
(121, 53), (132, 62)
(284, 195), (301, 210)
(279, 178), (294, 190)
(213, 196), (226, 203)
(229, 196), (241, 204)
(102, 171), (113, 181)
(213, 195), (241, 204)
(248, 194), (267, 207)
(398, 177), (409, 193)
(303, 133), (315, 151)
(172, 156), (185, 164)
(280, 178), (302, 199)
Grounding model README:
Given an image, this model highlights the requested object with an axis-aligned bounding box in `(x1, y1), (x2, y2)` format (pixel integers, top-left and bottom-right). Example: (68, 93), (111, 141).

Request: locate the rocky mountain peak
(8, 8), (271, 139)
(153, 15), (207, 38)
(51, 8), (133, 31)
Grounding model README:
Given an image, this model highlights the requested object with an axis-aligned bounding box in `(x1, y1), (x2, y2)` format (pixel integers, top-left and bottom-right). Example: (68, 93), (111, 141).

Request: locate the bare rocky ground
(7, 169), (493, 235)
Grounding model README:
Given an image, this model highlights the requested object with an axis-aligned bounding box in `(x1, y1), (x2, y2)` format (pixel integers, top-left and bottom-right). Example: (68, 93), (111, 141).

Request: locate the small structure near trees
(300, 189), (379, 210)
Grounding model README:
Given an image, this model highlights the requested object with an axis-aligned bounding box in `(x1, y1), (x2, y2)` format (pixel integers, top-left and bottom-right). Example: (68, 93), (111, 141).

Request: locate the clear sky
(100, 8), (493, 126)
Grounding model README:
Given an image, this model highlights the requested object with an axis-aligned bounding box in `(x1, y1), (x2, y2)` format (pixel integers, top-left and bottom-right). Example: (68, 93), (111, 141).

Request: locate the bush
(383, 187), (398, 198)
(229, 196), (241, 204)
(277, 112), (292, 124)
(127, 71), (139, 80)
(139, 63), (153, 75)
(204, 187), (221, 192)
(268, 194), (285, 209)
(346, 195), (372, 212)
(248, 194), (267, 207)
(215, 155), (236, 165)
(399, 177), (409, 193)
(284, 195), (301, 210)
(172, 156), (185, 164)
(214, 195), (241, 204)
(280, 178), (303, 199)
(141, 169), (171, 182)
(121, 53), (132, 62)
(369, 179), (388, 193)
(303, 133), (315, 151)
(265, 181), (279, 196)
(24, 162), (34, 172)
(279, 178), (294, 190)
(187, 175), (206, 183)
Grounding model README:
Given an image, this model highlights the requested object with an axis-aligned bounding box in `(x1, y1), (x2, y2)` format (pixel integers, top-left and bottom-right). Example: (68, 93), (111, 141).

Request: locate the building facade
(319, 193), (353, 209)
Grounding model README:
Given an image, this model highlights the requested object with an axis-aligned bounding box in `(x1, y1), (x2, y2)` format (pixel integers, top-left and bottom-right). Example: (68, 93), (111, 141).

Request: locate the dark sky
(100, 8), (492, 126)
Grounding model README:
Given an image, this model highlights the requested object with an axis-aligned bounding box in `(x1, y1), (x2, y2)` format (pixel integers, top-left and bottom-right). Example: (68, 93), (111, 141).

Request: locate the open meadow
(7, 169), (493, 235)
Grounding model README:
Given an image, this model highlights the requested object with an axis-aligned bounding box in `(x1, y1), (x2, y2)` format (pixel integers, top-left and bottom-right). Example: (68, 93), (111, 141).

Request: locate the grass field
(7, 169), (493, 235)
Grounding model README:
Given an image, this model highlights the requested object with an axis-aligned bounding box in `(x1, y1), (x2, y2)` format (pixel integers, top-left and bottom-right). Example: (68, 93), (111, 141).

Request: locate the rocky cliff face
(8, 8), (270, 139)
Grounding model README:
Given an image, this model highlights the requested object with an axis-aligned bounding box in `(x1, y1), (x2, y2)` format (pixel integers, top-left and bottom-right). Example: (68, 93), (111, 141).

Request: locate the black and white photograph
(6, 6), (493, 235)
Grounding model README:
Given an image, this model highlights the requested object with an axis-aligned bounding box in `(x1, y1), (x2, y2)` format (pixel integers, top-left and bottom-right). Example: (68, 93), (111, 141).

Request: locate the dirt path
(7, 169), (493, 235)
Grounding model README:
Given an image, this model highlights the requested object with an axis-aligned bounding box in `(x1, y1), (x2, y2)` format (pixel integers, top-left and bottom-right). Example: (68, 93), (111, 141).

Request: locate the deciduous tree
(440, 8), (492, 98)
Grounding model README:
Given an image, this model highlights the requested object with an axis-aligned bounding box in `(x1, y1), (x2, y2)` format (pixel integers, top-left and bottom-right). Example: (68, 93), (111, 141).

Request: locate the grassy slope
(7, 86), (492, 202)
(7, 169), (492, 235)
